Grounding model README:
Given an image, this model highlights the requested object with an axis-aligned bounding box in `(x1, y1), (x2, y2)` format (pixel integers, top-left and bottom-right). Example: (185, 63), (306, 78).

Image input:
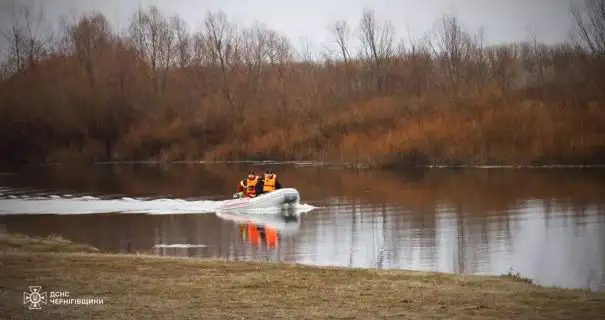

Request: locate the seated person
(237, 170), (261, 198)
(257, 168), (282, 195)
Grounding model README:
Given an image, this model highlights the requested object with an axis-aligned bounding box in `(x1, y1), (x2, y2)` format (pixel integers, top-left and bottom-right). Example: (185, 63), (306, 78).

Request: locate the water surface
(1, 163), (604, 291)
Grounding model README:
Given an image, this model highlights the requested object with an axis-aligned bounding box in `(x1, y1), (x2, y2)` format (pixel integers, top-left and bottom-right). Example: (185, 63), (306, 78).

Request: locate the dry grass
(0, 233), (100, 253)
(1, 233), (604, 319)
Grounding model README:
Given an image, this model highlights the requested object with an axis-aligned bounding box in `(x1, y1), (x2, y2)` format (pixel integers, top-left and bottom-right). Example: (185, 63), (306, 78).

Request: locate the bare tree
(397, 33), (434, 96)
(191, 31), (208, 66)
(332, 20), (352, 63)
(266, 30), (292, 65)
(358, 9), (395, 93)
(171, 16), (192, 68)
(267, 30), (294, 118)
(521, 32), (554, 90)
(485, 44), (518, 92)
(330, 20), (352, 92)
(1, 3), (48, 74)
(468, 28), (491, 92)
(571, 0), (605, 55)
(298, 36), (315, 62)
(240, 22), (270, 100)
(128, 6), (176, 94)
(68, 13), (112, 88)
(201, 11), (239, 108)
(428, 15), (481, 94)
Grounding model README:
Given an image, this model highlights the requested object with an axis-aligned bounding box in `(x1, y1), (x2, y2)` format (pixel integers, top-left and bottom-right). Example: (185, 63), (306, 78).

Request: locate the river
(1, 163), (604, 291)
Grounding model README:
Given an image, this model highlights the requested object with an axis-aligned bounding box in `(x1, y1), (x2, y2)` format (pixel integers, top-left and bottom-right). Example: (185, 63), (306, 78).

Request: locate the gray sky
(1, 0), (581, 55)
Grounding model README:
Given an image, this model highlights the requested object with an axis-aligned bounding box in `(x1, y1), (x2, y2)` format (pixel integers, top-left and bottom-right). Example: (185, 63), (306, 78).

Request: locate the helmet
(265, 168), (273, 174)
(247, 170), (255, 179)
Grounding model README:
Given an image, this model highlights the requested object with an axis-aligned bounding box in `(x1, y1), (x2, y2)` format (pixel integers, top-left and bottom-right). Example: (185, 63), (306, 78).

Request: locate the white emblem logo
(23, 286), (47, 310)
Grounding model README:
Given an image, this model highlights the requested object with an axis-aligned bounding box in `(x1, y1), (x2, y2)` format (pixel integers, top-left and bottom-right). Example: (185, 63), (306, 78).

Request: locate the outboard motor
(283, 192), (299, 204)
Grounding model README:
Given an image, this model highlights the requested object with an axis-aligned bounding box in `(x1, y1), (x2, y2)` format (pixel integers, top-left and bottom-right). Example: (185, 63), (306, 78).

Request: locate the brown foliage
(1, 3), (604, 167)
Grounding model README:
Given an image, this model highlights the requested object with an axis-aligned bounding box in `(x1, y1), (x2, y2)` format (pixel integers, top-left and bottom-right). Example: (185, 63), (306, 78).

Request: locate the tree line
(1, 0), (604, 167)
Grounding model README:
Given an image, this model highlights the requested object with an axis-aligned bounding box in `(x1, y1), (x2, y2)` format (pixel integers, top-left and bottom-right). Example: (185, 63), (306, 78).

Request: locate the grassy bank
(1, 3), (605, 167)
(1, 233), (604, 319)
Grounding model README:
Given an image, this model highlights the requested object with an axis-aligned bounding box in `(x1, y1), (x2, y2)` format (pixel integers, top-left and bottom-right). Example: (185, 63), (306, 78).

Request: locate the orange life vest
(242, 177), (258, 197)
(263, 174), (277, 192)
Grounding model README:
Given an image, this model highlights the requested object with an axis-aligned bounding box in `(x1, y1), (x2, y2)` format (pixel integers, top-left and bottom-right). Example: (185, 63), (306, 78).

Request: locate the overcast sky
(0, 0), (582, 54)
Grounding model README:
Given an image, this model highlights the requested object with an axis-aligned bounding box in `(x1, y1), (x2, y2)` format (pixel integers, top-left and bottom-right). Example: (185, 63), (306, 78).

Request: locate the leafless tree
(200, 11), (239, 108)
(428, 15), (482, 94)
(571, 0), (605, 55)
(329, 20), (353, 92)
(128, 6), (176, 94)
(266, 30), (294, 117)
(468, 28), (491, 92)
(240, 22), (270, 97)
(520, 32), (555, 90)
(171, 16), (192, 68)
(358, 9), (395, 92)
(298, 36), (316, 63)
(191, 31), (208, 66)
(68, 13), (112, 88)
(266, 30), (292, 65)
(397, 32), (434, 96)
(485, 44), (519, 92)
(333, 20), (352, 64)
(1, 3), (48, 74)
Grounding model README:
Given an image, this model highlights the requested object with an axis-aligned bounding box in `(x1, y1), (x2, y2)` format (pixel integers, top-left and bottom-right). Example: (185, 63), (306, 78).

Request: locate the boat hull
(217, 188), (300, 211)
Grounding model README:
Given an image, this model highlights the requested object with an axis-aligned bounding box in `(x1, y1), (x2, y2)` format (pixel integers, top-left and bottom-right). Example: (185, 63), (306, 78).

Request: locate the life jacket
(263, 174), (277, 192)
(242, 177), (258, 197)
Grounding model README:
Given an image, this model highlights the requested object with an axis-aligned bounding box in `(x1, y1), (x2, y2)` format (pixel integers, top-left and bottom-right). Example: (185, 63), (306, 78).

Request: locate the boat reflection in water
(217, 208), (303, 249)
(240, 224), (279, 248)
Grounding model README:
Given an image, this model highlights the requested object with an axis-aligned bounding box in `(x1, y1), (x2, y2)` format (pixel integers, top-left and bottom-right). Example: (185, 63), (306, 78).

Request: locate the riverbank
(3, 98), (605, 169)
(1, 233), (604, 319)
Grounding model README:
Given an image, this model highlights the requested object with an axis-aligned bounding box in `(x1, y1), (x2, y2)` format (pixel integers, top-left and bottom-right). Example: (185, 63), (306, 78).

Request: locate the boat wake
(0, 188), (317, 215)
(0, 194), (222, 215)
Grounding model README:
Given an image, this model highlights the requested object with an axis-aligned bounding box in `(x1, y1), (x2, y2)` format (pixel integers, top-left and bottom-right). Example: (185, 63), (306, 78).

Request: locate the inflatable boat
(217, 188), (301, 212)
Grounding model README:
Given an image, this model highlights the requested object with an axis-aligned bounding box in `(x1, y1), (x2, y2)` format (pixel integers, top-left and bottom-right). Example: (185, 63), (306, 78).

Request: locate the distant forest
(1, 0), (604, 167)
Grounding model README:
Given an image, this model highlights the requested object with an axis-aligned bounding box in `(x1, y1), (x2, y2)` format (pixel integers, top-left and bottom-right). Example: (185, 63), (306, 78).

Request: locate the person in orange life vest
(258, 168), (282, 194)
(237, 170), (261, 198)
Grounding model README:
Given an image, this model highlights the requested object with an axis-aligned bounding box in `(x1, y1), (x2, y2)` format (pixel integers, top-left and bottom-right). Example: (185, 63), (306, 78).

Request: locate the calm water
(1, 163), (604, 291)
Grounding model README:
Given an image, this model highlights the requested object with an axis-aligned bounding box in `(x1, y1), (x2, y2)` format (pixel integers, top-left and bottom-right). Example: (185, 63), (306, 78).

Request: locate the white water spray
(0, 189), (316, 215)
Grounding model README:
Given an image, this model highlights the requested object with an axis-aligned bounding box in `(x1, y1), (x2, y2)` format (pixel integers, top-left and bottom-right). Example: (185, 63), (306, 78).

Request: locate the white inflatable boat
(217, 188), (301, 212)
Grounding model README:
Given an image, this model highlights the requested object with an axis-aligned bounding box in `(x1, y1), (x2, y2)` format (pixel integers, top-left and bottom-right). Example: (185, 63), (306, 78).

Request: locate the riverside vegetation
(1, 233), (604, 319)
(1, 1), (605, 167)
